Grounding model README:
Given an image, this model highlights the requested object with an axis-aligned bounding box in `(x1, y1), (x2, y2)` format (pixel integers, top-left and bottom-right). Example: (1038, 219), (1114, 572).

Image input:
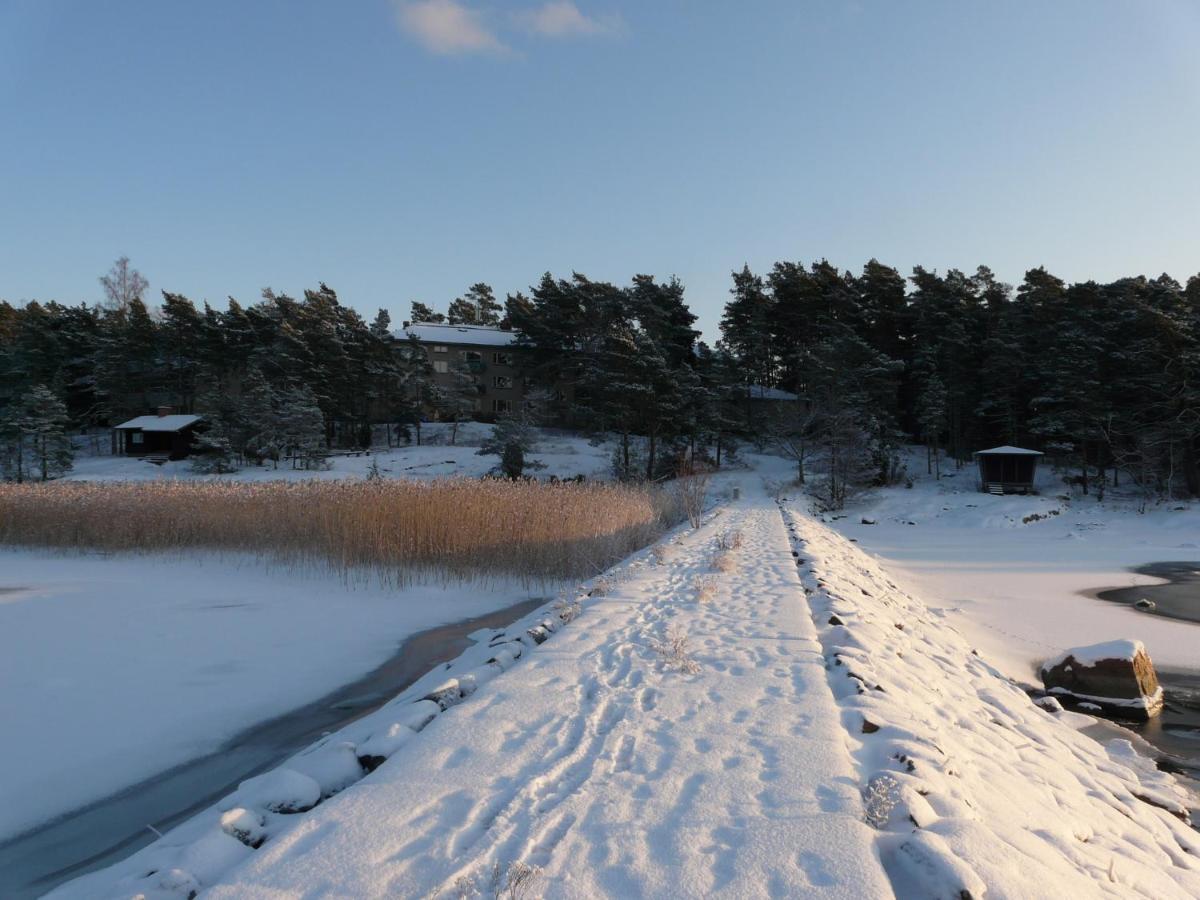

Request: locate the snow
(66, 423), (611, 484)
(0, 549), (553, 843)
(112, 414), (202, 432)
(779, 499), (1200, 898)
(54, 468), (894, 899)
(823, 449), (1200, 681)
(399, 323), (518, 347)
(53, 459), (1200, 899)
(1044, 639), (1146, 669)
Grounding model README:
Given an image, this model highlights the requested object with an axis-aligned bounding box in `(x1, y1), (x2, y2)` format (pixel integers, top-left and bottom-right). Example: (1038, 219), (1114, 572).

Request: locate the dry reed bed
(0, 479), (681, 584)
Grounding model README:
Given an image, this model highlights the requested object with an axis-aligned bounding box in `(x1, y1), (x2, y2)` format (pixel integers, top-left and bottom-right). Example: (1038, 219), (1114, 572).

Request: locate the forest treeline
(2, 256), (1199, 503)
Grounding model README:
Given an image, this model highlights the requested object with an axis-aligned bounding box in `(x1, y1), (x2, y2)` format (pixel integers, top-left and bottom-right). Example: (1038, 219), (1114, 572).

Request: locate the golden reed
(0, 478), (681, 584)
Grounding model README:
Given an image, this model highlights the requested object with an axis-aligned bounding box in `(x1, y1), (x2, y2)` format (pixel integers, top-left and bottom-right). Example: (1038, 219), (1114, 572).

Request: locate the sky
(2, 0), (1199, 341)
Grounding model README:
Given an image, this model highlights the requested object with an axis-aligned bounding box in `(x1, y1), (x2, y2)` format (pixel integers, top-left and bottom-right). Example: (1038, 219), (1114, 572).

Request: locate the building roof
(113, 414), (203, 432)
(397, 322), (518, 347)
(747, 384), (799, 401)
(973, 445), (1043, 456)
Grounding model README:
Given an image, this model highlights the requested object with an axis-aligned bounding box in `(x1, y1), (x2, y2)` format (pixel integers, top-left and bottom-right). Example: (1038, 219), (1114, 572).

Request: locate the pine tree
(278, 384), (329, 469)
(0, 384), (74, 481)
(410, 301), (445, 323)
(369, 308), (392, 338)
(478, 413), (545, 479)
(190, 418), (240, 474)
(448, 283), (502, 326)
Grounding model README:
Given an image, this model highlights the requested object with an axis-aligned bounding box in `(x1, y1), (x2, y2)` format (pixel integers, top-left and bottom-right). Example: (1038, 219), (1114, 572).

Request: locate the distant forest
(2, 256), (1199, 503)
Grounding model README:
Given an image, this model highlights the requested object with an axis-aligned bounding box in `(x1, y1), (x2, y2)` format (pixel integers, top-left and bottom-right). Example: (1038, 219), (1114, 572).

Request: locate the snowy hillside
(65, 424), (611, 484)
(51, 469), (1200, 899)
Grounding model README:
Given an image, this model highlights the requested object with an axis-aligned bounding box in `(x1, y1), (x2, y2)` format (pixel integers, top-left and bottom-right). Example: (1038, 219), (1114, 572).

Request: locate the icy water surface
(1097, 561), (1200, 624)
(0, 596), (546, 899)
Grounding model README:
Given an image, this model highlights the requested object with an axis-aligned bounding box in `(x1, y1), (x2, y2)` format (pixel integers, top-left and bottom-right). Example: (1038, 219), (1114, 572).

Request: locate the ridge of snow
(780, 499), (1200, 899)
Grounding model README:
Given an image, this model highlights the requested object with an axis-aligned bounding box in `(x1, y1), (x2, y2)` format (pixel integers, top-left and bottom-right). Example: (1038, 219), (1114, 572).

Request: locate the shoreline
(0, 595), (547, 900)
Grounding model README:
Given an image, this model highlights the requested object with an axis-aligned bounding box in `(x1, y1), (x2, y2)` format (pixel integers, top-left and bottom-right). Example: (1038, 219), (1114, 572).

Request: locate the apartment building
(396, 322), (525, 418)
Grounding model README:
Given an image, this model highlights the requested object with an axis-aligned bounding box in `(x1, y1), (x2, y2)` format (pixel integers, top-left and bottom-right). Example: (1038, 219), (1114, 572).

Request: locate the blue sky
(2, 0), (1198, 340)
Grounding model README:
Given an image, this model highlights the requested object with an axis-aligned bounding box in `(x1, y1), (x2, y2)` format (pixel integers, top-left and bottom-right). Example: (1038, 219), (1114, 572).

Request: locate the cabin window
(493, 376), (513, 389)
(433, 344), (448, 353)
(131, 432), (144, 445)
(461, 350), (482, 362)
(492, 352), (513, 366)
(433, 360), (449, 374)
(493, 399), (511, 414)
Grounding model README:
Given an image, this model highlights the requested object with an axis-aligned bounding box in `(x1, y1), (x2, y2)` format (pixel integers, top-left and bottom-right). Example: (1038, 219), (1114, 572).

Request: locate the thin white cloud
(519, 2), (622, 38)
(395, 0), (508, 55)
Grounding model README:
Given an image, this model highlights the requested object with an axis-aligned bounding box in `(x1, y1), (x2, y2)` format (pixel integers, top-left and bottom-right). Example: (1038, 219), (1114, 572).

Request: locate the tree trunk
(647, 431), (657, 481)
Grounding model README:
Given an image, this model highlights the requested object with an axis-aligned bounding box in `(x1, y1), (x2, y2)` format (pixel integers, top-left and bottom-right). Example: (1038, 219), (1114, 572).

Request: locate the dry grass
(695, 574), (719, 603)
(651, 623), (701, 674)
(715, 529), (743, 551)
(0, 478), (682, 585)
(712, 551), (737, 573)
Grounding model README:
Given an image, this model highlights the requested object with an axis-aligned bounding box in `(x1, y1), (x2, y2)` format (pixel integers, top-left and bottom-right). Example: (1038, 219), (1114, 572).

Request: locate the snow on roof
(397, 322), (518, 347)
(1043, 639), (1146, 670)
(973, 445), (1044, 456)
(113, 414), (203, 432)
(747, 384), (799, 401)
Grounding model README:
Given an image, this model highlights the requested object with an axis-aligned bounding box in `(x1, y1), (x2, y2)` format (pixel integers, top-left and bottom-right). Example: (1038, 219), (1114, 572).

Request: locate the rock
(861, 517), (877, 525)
(1039, 640), (1163, 718)
(1035, 695), (1063, 713)
(1134, 598), (1156, 611)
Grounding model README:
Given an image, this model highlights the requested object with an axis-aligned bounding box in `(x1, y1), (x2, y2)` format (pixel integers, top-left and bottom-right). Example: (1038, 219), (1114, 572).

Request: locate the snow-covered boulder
(222, 768), (322, 814)
(1039, 639), (1163, 717)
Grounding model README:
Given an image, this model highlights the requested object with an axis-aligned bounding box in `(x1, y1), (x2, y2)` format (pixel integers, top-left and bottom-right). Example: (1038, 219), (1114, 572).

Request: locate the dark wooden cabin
(973, 446), (1043, 495)
(113, 407), (202, 462)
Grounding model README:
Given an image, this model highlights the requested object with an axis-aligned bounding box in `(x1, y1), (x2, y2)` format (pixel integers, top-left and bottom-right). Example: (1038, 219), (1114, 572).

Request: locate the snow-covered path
(53, 470), (1200, 899)
(185, 478), (891, 898)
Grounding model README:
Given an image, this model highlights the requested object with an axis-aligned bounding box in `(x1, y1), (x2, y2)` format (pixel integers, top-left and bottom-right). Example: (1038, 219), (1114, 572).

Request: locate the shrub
(651, 623), (701, 674)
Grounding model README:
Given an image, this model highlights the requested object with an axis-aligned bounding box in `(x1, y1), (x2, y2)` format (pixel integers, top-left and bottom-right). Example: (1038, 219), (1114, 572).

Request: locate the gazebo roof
(973, 445), (1043, 457)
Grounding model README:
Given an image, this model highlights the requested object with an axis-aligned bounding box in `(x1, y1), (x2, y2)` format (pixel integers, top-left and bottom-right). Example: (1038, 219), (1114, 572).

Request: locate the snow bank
(782, 502), (1200, 899)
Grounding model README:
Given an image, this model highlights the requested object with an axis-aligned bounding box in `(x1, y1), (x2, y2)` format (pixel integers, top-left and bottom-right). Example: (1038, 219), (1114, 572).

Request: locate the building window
(433, 345), (448, 353)
(131, 432), (144, 445)
(493, 375), (513, 389)
(433, 360), (449, 374)
(492, 352), (513, 366)
(461, 350), (482, 362)
(493, 399), (511, 414)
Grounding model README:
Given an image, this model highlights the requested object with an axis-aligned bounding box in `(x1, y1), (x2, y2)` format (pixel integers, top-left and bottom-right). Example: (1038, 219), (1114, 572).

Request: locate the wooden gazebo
(973, 446), (1043, 495)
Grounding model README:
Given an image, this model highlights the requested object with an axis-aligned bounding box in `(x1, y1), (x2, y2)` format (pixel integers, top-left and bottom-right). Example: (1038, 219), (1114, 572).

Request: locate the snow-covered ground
(65, 423), (611, 484)
(50, 460), (1200, 899)
(0, 551), (555, 844)
(822, 451), (1200, 682)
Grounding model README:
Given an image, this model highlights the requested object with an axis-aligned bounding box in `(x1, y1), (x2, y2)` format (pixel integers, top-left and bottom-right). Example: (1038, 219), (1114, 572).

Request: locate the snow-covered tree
(478, 413), (545, 479)
(0, 384), (74, 481)
(278, 384), (329, 470)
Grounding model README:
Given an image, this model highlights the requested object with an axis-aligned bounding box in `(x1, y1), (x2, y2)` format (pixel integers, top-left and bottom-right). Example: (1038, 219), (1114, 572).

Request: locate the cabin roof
(973, 445), (1043, 456)
(397, 322), (518, 347)
(114, 414), (203, 432)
